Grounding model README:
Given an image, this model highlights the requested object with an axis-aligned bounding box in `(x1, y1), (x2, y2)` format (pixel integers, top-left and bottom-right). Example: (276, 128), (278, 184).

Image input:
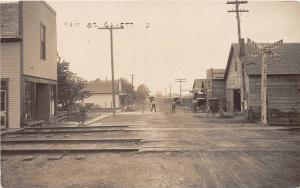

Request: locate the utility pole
(174, 78), (187, 98)
(227, 0), (249, 114)
(130, 74), (135, 105)
(98, 25), (124, 116)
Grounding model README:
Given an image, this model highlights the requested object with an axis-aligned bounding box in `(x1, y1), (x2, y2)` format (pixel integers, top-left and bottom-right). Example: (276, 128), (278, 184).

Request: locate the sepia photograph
(0, 0), (300, 187)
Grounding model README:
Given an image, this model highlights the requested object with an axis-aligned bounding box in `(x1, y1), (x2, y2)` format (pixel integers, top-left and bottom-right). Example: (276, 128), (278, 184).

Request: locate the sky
(48, 1), (300, 95)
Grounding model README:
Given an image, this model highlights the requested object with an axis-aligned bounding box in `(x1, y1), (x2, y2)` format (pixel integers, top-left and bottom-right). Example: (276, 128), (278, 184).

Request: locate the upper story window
(40, 24), (46, 59)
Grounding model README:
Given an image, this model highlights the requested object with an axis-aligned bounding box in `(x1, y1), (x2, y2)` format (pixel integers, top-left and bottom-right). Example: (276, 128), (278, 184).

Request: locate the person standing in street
(171, 99), (176, 114)
(150, 99), (156, 112)
(79, 99), (87, 126)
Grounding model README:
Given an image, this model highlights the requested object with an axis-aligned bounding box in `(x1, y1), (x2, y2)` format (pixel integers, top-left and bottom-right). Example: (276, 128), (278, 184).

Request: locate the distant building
(225, 43), (300, 122)
(191, 69), (226, 110)
(83, 79), (127, 109)
(192, 79), (206, 99)
(206, 68), (226, 109)
(0, 2), (57, 128)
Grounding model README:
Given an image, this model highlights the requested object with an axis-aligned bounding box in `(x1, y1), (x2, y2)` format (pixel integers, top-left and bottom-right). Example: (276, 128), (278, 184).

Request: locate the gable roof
(225, 43), (300, 79)
(193, 79), (206, 90)
(83, 80), (120, 94)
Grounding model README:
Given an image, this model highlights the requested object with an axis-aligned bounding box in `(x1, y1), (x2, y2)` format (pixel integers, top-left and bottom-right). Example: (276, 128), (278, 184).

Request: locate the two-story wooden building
(225, 43), (300, 122)
(0, 1), (57, 128)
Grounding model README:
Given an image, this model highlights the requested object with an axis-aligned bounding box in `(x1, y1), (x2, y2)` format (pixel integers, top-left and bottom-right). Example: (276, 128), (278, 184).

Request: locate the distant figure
(151, 99), (156, 112)
(79, 99), (87, 125)
(192, 99), (198, 113)
(171, 99), (176, 114)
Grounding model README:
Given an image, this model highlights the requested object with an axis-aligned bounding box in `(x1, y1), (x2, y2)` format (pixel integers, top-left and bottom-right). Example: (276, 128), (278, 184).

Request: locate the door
(233, 89), (241, 112)
(1, 90), (7, 128)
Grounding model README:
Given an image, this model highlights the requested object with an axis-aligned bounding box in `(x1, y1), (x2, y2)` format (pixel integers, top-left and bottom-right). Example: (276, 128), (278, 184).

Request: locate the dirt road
(1, 101), (300, 188)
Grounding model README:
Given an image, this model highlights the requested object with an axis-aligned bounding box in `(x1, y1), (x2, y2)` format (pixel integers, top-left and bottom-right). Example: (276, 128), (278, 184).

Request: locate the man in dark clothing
(79, 99), (87, 125)
(151, 99), (156, 112)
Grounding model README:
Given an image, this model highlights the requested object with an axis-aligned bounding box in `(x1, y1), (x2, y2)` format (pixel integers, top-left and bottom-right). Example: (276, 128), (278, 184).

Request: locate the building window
(24, 82), (33, 120)
(40, 24), (46, 59)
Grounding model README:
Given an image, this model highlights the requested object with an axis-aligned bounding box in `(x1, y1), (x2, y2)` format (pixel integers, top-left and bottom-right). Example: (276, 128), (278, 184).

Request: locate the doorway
(233, 89), (241, 112)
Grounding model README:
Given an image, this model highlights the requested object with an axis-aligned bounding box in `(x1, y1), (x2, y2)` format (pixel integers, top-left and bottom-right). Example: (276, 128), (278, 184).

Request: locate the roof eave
(224, 44), (235, 80)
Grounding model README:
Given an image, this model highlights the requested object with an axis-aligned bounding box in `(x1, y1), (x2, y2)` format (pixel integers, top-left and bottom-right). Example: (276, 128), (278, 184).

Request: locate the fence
(67, 110), (80, 122)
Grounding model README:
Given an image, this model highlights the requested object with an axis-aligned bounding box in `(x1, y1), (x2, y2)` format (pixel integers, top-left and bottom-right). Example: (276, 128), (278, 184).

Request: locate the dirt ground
(1, 101), (300, 188)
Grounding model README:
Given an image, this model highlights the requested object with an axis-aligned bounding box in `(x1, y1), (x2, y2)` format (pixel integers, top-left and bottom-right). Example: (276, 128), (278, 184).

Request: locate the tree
(120, 78), (134, 96)
(57, 56), (91, 110)
(119, 78), (134, 106)
(135, 84), (149, 102)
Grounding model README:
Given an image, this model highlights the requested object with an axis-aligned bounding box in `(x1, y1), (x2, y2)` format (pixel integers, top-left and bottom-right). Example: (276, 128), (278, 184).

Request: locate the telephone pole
(98, 25), (124, 116)
(130, 74), (135, 105)
(174, 78), (187, 98)
(227, 0), (249, 114)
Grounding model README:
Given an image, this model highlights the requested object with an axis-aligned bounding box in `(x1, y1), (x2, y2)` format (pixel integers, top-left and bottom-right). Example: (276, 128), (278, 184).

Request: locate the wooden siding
(226, 89), (234, 112)
(85, 94), (121, 108)
(0, 42), (21, 128)
(231, 44), (300, 75)
(206, 68), (225, 79)
(212, 79), (226, 108)
(0, 2), (20, 38)
(225, 43), (300, 114)
(22, 1), (57, 81)
(249, 75), (300, 112)
(225, 52), (243, 90)
(225, 50), (245, 112)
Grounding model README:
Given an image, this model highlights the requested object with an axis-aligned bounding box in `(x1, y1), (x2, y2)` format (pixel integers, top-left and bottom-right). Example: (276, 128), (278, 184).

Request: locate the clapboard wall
(212, 79), (226, 108)
(248, 75), (300, 112)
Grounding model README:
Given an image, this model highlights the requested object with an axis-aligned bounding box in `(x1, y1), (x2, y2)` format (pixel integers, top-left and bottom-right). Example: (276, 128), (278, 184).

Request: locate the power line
(174, 78), (187, 98)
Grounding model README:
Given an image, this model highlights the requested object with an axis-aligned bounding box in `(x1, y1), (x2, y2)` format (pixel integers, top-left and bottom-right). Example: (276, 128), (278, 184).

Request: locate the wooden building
(206, 68), (226, 109)
(83, 79), (127, 109)
(0, 2), (57, 128)
(225, 43), (300, 122)
(192, 79), (206, 99)
(191, 69), (226, 110)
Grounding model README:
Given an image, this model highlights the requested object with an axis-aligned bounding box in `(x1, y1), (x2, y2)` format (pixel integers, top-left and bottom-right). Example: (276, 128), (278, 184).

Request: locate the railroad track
(22, 125), (129, 130)
(2, 129), (142, 135)
(2, 126), (300, 155)
(1, 126), (144, 155)
(1, 138), (143, 144)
